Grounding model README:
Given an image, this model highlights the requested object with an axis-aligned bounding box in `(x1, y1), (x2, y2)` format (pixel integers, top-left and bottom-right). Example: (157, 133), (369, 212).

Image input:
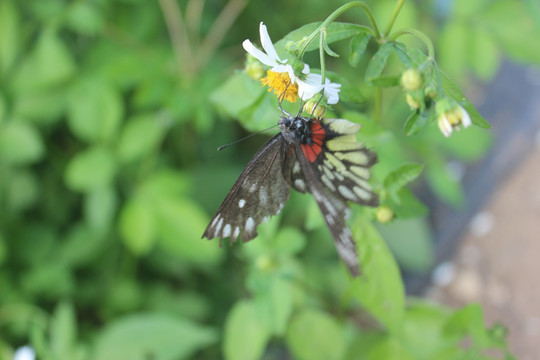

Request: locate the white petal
(297, 78), (324, 100)
(302, 64), (310, 74)
(14, 346), (35, 360)
(259, 22), (282, 63)
(324, 79), (341, 104)
(438, 115), (453, 137)
(242, 39), (278, 67)
(459, 106), (472, 128)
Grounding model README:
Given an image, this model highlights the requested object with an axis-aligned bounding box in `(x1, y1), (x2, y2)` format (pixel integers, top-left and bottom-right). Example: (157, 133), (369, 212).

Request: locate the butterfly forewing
(202, 134), (291, 244)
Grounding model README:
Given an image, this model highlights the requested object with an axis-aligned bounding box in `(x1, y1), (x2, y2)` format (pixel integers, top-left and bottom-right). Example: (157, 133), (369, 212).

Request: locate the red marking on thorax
(301, 121), (326, 163)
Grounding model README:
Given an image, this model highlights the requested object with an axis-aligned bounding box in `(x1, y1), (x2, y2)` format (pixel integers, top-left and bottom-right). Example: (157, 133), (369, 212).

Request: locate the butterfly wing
(202, 134), (291, 244)
(293, 118), (379, 276)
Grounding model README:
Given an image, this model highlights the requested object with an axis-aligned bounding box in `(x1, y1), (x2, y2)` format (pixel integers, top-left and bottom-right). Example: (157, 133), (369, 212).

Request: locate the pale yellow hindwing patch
(334, 151), (369, 166)
(327, 119), (361, 134)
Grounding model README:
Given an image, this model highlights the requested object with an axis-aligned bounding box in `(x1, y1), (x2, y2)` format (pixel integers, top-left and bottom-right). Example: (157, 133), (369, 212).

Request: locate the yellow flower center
(260, 70), (298, 102)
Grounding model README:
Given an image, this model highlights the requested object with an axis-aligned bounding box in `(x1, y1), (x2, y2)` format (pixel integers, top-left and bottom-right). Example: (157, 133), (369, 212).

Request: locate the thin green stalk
(384, 0), (406, 36)
(375, 86), (383, 123)
(389, 28), (435, 59)
(298, 1), (381, 58)
(319, 30), (326, 83)
(158, 0), (193, 75)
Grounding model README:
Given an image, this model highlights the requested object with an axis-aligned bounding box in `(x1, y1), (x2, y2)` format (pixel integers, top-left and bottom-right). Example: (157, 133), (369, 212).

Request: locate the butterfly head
(278, 115), (314, 145)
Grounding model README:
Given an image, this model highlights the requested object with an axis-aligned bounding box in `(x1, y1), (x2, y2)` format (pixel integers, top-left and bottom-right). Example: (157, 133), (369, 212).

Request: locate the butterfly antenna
(295, 100), (304, 117)
(309, 94), (325, 119)
(278, 81), (292, 117)
(217, 124), (279, 151)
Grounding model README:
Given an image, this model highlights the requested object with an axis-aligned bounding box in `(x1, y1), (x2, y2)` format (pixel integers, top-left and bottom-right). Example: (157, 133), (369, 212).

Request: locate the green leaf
(383, 163), (424, 203)
(154, 199), (223, 267)
(210, 72), (264, 119)
(252, 275), (294, 336)
(377, 218), (434, 272)
(223, 300), (270, 360)
(286, 308), (345, 360)
(391, 188), (428, 219)
(365, 42), (394, 83)
(276, 22), (370, 54)
(119, 197), (156, 256)
(67, 78), (124, 143)
(50, 301), (77, 359)
(443, 304), (491, 346)
(272, 227), (306, 255)
(349, 33), (372, 67)
(0, 121), (45, 165)
(469, 27), (500, 80)
(94, 313), (217, 360)
(84, 186), (117, 234)
(438, 21), (469, 79)
(400, 301), (453, 359)
(349, 215), (405, 333)
(116, 114), (166, 163)
(368, 74), (401, 87)
(12, 28), (76, 93)
(64, 146), (116, 192)
(0, 0), (20, 75)
(65, 2), (104, 35)
(58, 224), (107, 268)
(484, 1), (540, 63)
(13, 89), (67, 125)
(4, 169), (39, 212)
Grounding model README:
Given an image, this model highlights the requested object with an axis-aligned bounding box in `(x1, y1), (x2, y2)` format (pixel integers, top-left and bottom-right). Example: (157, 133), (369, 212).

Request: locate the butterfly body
(203, 114), (378, 276)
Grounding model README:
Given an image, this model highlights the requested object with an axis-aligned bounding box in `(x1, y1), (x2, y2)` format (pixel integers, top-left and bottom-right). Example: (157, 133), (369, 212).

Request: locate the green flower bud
(401, 68), (423, 91)
(303, 99), (327, 118)
(376, 206), (394, 223)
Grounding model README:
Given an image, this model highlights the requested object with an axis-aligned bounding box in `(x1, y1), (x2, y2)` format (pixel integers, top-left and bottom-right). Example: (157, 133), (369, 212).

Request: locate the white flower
(299, 73), (341, 104)
(437, 104), (472, 137)
(242, 22), (341, 105)
(13, 346), (35, 360)
(242, 22), (297, 82)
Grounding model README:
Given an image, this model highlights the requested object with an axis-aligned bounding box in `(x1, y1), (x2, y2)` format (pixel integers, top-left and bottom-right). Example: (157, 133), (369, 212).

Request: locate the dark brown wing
(202, 134), (291, 244)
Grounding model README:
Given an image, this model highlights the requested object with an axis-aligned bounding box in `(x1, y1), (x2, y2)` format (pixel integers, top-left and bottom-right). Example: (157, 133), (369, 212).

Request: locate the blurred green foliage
(1, 0), (539, 359)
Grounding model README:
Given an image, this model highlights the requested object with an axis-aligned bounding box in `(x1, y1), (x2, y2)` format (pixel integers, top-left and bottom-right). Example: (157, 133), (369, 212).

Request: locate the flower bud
(401, 68), (423, 91)
(245, 55), (264, 80)
(424, 84), (438, 99)
(406, 93), (421, 110)
(376, 206), (394, 223)
(436, 98), (472, 137)
(303, 99), (326, 118)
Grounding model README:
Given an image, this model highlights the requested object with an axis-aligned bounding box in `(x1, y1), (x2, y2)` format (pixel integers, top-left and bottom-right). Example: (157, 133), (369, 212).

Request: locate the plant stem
(375, 86), (383, 123)
(384, 0), (406, 36)
(198, 0), (249, 70)
(158, 0), (193, 76)
(319, 30), (326, 83)
(298, 1), (381, 57)
(389, 28), (435, 59)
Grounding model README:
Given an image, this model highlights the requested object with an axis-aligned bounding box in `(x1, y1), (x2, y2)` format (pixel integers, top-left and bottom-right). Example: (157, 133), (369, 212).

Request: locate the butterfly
(202, 110), (378, 276)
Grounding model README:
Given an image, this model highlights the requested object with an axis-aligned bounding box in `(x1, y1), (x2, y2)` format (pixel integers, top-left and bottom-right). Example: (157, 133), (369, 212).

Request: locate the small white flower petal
(302, 64), (310, 74)
(459, 106), (472, 128)
(242, 39), (278, 67)
(438, 115), (453, 137)
(259, 22), (282, 63)
(14, 346), (35, 360)
(297, 78), (324, 100)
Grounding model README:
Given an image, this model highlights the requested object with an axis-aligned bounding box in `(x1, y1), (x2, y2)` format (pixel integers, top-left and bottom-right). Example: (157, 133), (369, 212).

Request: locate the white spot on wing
(259, 187), (268, 206)
(353, 186), (372, 200)
(293, 161), (301, 174)
(214, 217), (224, 238)
(325, 213), (335, 225)
(321, 175), (336, 191)
(238, 199), (246, 208)
(223, 224), (231, 237)
(294, 179), (306, 191)
(233, 226), (240, 239)
(338, 185), (358, 201)
(245, 217), (255, 233)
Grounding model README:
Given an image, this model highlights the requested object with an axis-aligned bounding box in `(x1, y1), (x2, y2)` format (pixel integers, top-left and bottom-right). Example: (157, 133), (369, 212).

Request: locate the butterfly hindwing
(301, 118), (378, 206)
(202, 134), (291, 243)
